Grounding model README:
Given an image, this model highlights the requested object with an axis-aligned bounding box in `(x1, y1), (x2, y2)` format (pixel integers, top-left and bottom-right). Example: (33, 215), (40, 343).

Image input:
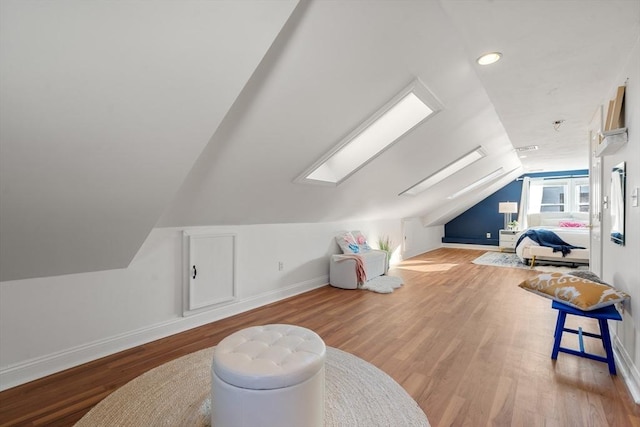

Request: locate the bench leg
(530, 255), (536, 268)
(552, 311), (567, 360)
(599, 319), (617, 375)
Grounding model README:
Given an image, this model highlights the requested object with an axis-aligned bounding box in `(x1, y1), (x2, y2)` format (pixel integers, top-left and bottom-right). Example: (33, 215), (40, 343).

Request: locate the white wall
(0, 1), (299, 282)
(402, 218), (444, 259)
(601, 39), (640, 400)
(0, 218), (407, 390)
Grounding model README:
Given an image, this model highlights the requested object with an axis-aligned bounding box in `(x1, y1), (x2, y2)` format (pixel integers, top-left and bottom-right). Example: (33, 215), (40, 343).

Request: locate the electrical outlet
(278, 261), (284, 271)
(486, 232), (491, 238)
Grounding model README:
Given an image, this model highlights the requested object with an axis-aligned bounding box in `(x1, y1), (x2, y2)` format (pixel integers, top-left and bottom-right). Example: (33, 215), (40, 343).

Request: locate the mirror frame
(610, 161), (626, 245)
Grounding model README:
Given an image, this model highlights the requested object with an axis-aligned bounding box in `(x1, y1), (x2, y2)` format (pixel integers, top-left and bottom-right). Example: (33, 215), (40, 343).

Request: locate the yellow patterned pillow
(519, 272), (629, 311)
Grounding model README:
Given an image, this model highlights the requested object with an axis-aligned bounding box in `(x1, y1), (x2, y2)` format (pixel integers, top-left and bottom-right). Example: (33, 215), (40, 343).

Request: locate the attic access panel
(183, 232), (236, 316)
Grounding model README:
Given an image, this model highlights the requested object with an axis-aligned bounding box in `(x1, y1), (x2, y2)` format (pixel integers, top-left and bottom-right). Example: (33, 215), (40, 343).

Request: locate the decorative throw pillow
(559, 220), (587, 228)
(518, 272), (628, 311)
(335, 231), (360, 254)
(351, 230), (371, 252)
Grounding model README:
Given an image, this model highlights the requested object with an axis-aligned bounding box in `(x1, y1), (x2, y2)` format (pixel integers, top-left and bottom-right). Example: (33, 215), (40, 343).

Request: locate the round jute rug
(75, 346), (429, 426)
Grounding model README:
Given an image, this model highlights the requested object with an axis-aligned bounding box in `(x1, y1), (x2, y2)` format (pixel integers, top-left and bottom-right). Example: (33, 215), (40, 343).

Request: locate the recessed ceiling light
(476, 52), (502, 65)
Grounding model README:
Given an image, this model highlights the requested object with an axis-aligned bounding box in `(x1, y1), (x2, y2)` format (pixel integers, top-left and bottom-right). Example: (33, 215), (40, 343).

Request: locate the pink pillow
(559, 220), (586, 228)
(351, 230), (372, 252)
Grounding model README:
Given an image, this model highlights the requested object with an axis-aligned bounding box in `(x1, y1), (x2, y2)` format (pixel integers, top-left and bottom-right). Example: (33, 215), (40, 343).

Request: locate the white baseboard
(613, 333), (640, 403)
(0, 276), (328, 392)
(441, 243), (499, 251)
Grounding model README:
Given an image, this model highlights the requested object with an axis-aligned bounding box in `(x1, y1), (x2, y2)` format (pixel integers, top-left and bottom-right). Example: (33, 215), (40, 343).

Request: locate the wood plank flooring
(1, 248), (639, 426)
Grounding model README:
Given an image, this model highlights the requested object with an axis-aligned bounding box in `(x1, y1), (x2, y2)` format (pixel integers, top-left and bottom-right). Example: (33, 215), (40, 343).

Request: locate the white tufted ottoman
(212, 324), (326, 427)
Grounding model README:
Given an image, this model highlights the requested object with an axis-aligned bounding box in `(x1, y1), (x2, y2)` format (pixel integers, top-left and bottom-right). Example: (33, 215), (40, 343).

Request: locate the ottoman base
(212, 366), (325, 427)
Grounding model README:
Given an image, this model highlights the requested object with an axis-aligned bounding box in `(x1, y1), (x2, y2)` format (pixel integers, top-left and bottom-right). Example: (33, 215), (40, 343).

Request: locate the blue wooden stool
(551, 300), (622, 374)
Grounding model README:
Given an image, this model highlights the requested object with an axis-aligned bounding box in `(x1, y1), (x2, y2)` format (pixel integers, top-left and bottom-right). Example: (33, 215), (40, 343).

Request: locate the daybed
(515, 213), (590, 267)
(329, 231), (388, 289)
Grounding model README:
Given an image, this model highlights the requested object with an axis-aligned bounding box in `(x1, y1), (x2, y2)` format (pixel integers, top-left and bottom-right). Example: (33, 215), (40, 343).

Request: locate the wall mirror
(610, 161), (625, 245)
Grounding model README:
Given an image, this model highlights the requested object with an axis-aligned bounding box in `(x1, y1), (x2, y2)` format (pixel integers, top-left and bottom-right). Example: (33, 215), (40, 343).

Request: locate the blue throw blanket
(515, 229), (586, 257)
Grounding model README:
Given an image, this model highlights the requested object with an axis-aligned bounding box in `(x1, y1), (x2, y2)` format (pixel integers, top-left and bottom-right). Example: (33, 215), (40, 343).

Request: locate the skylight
(516, 145), (539, 152)
(447, 167), (508, 199)
(297, 80), (441, 185)
(399, 147), (486, 196)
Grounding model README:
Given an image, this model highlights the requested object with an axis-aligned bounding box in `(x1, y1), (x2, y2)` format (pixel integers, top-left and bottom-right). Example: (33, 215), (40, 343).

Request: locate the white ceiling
(1, 0), (638, 281)
(442, 0), (640, 173)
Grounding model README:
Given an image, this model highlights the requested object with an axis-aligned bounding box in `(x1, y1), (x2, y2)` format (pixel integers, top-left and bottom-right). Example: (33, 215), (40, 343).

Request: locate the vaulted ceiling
(1, 0), (638, 281)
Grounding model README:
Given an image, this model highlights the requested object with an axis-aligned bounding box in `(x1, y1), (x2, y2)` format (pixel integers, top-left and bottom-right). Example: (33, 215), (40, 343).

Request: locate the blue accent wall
(442, 169), (588, 246)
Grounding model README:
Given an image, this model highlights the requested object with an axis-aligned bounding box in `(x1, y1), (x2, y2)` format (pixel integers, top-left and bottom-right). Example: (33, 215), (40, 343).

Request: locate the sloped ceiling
(2, 0), (638, 281)
(159, 0), (639, 229)
(0, 0), (299, 281)
(158, 0), (523, 228)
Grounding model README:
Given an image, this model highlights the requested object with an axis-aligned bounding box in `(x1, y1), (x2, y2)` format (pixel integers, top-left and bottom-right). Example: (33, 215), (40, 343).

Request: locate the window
(576, 183), (590, 212)
(400, 147), (485, 196)
(295, 79), (442, 185)
(446, 167), (506, 199)
(540, 183), (566, 212)
(531, 177), (589, 213)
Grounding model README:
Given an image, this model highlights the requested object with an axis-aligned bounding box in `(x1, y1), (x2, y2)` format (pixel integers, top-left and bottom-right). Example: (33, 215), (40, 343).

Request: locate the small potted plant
(507, 220), (519, 231)
(378, 235), (392, 268)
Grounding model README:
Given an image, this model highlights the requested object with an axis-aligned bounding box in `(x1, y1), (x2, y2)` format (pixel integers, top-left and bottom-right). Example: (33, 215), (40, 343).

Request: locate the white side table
(499, 229), (518, 252)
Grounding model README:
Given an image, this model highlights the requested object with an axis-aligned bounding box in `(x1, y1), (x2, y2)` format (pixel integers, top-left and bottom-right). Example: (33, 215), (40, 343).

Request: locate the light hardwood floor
(1, 248), (639, 426)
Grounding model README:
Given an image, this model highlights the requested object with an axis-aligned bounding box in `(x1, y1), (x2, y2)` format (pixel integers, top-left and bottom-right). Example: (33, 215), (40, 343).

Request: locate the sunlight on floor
(394, 260), (458, 272)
